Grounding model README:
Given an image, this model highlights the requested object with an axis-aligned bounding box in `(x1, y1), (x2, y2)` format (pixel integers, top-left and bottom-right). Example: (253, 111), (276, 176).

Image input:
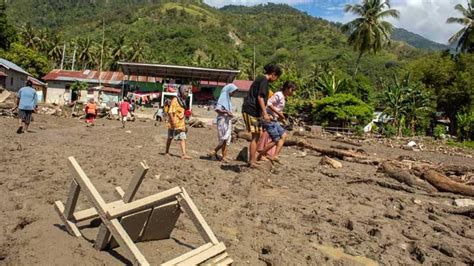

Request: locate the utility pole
(99, 19), (105, 88)
(71, 44), (77, 71)
(253, 43), (256, 81)
(60, 43), (66, 70)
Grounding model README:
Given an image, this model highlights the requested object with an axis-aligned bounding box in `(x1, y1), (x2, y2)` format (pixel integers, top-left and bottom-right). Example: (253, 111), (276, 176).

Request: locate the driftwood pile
(236, 131), (474, 204)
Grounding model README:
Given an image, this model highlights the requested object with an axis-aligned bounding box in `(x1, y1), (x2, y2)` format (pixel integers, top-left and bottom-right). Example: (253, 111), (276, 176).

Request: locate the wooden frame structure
(54, 156), (232, 265)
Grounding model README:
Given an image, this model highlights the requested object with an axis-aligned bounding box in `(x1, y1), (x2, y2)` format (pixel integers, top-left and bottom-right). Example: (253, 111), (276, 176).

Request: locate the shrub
(434, 125), (447, 140)
(382, 124), (396, 138)
(456, 112), (474, 141)
(312, 93), (373, 126)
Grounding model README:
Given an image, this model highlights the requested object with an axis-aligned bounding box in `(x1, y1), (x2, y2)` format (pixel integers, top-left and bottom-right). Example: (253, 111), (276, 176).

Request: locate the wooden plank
(115, 186), (125, 198)
(64, 180), (81, 219)
(54, 201), (82, 237)
(123, 161), (149, 202)
(201, 252), (228, 265)
(107, 187), (182, 219)
(67, 157), (149, 266)
(161, 243), (213, 266)
(176, 243), (226, 266)
(140, 201), (181, 241)
(109, 209), (152, 249)
(73, 200), (124, 222)
(216, 257), (233, 266)
(178, 188), (219, 244)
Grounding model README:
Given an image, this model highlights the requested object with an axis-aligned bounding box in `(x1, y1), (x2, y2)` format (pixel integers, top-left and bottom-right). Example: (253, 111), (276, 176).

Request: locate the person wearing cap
(119, 97), (131, 128)
(15, 80), (38, 134)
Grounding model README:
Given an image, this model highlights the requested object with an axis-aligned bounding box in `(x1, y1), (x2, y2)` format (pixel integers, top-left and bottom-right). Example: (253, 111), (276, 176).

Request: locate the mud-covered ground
(0, 114), (473, 265)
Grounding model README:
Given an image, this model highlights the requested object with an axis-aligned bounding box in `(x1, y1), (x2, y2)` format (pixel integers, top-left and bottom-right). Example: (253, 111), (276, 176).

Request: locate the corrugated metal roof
(43, 69), (126, 85)
(28, 76), (46, 86)
(233, 80), (253, 92)
(119, 62), (240, 83)
(0, 58), (30, 76)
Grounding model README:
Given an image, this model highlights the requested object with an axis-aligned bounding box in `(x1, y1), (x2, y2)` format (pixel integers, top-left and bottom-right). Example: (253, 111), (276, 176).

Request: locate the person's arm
(257, 80), (270, 120)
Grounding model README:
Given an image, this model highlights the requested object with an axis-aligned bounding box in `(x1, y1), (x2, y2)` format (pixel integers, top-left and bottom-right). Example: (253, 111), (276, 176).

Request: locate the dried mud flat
(0, 114), (473, 265)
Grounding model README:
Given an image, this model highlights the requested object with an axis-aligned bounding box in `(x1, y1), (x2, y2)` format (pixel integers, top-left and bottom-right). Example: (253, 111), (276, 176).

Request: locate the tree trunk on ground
(381, 162), (438, 193)
(422, 170), (474, 197)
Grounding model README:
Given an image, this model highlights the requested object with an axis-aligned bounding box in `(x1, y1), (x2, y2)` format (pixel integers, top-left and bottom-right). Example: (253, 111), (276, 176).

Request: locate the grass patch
(446, 140), (474, 150)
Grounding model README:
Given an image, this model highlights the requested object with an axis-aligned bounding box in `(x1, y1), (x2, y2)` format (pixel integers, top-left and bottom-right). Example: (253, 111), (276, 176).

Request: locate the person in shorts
(258, 81), (297, 163)
(84, 98), (98, 126)
(119, 97), (131, 128)
(165, 85), (192, 160)
(241, 63), (282, 167)
(15, 80), (38, 134)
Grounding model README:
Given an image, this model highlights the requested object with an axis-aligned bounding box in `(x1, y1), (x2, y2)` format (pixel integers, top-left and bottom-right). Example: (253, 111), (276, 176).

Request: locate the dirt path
(0, 115), (473, 265)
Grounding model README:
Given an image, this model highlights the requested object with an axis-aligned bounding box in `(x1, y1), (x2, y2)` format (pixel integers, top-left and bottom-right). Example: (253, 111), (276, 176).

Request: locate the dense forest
(0, 0), (472, 141)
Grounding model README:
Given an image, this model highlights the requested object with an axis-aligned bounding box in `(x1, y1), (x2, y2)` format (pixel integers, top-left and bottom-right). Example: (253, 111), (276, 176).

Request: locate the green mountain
(4, 1), (425, 80)
(392, 28), (450, 51)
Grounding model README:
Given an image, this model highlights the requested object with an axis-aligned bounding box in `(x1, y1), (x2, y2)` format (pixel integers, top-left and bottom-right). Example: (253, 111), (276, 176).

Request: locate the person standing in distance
(241, 63), (282, 168)
(15, 80), (38, 134)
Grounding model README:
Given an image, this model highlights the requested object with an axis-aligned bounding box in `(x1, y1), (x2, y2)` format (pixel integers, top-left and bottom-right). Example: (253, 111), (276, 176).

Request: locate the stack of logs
(237, 131), (474, 217)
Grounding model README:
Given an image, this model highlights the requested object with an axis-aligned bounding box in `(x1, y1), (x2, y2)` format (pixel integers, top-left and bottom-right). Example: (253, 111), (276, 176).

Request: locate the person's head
(26, 80), (33, 87)
(264, 63), (282, 82)
(281, 81), (297, 97)
(89, 98), (95, 103)
(225, 84), (238, 96)
(178, 85), (189, 98)
(123, 97), (129, 102)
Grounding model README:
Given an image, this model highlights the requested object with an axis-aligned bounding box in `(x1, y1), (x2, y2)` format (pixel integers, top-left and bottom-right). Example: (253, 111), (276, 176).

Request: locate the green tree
(315, 71), (349, 96)
(0, 43), (49, 77)
(110, 35), (128, 71)
(341, 0), (400, 78)
(0, 0), (17, 50)
(380, 74), (407, 135)
(77, 38), (94, 69)
(447, 0), (474, 53)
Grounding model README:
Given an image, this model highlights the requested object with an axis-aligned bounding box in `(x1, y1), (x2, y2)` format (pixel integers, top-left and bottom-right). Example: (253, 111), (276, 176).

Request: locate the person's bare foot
(221, 157), (230, 163)
(181, 155), (192, 160)
(269, 156), (282, 165)
(248, 161), (260, 168)
(208, 151), (219, 160)
(164, 153), (171, 157)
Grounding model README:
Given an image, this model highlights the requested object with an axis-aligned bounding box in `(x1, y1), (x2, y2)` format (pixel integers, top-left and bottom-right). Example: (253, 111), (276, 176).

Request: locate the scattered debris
(320, 156), (342, 169)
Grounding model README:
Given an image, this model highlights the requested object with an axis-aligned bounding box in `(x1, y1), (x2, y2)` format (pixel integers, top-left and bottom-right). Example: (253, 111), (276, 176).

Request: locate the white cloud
(389, 0), (465, 44)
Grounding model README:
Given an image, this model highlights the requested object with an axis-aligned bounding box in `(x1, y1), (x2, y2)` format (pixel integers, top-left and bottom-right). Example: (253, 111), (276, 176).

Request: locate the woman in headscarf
(209, 83), (238, 162)
(165, 85), (192, 160)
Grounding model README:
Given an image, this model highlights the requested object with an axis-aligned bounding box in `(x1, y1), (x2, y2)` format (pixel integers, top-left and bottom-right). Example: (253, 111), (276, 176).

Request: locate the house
(0, 58), (30, 92)
(0, 58), (48, 102)
(42, 70), (125, 105)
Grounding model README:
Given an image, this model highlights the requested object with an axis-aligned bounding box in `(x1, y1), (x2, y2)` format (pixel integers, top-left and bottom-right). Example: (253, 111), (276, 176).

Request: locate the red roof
(233, 80), (253, 92)
(0, 71), (7, 77)
(42, 69), (161, 85)
(101, 87), (121, 93)
(199, 80), (227, 87)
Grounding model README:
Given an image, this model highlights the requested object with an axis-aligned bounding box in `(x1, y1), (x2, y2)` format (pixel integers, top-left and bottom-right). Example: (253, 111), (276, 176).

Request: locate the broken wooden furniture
(54, 156), (232, 265)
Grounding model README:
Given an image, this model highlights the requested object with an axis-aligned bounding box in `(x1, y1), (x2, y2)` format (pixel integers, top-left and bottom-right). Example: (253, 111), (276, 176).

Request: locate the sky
(203, 0), (466, 44)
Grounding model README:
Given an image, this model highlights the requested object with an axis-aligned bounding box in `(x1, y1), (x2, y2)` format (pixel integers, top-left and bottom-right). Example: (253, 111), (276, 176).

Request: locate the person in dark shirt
(241, 63), (282, 167)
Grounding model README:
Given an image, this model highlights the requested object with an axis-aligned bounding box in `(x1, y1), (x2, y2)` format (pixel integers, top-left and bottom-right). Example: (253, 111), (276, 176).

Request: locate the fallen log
(423, 170), (474, 197)
(334, 138), (363, 147)
(347, 179), (415, 193)
(381, 162), (437, 193)
(443, 206), (474, 218)
(320, 156), (342, 169)
(441, 165), (474, 176)
(237, 131), (372, 160)
(344, 156), (381, 166)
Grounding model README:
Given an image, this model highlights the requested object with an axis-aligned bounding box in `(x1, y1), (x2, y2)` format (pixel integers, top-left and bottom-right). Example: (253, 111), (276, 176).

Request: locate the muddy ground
(0, 114), (473, 265)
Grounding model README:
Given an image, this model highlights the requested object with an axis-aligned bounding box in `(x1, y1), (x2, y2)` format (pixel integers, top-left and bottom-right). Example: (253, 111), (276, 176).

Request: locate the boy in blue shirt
(15, 80), (38, 134)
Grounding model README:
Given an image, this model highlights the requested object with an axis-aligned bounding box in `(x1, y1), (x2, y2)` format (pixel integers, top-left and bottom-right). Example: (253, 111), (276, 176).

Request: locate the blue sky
(204, 0), (466, 44)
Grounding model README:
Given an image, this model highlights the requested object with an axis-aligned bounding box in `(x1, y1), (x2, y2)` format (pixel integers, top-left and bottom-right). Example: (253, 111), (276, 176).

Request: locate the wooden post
(177, 188), (219, 244)
(53, 180), (81, 237)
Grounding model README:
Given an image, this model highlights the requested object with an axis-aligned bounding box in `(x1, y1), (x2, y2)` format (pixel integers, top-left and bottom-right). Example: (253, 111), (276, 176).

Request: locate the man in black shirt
(242, 63), (282, 167)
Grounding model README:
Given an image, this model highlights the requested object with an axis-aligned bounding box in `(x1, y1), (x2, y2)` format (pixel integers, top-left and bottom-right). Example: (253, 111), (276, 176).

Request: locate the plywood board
(140, 201), (181, 242)
(109, 208), (152, 249)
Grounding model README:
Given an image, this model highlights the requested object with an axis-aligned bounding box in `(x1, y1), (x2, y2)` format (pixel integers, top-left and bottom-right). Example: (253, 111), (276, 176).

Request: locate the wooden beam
(107, 187), (182, 219)
(161, 243), (213, 266)
(123, 161), (149, 202)
(202, 252), (228, 265)
(72, 200), (124, 222)
(67, 157), (149, 265)
(175, 243), (226, 266)
(115, 186), (125, 198)
(64, 180), (81, 219)
(178, 188), (219, 244)
(54, 200), (82, 237)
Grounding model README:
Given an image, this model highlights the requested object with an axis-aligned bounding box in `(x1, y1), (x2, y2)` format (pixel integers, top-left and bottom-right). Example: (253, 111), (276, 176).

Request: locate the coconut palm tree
(128, 39), (148, 63)
(77, 38), (94, 69)
(341, 0), (400, 78)
(447, 0), (474, 53)
(109, 35), (128, 71)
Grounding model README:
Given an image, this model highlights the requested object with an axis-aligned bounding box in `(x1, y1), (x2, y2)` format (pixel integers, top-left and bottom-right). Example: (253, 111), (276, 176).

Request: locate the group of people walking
(166, 63), (295, 167)
(14, 63), (294, 168)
